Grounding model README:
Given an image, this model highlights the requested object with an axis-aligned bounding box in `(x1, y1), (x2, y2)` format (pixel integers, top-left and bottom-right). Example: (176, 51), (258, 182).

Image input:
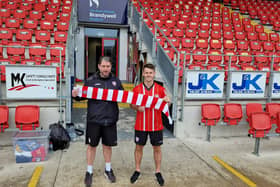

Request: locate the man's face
(142, 67), (155, 82)
(98, 60), (112, 78)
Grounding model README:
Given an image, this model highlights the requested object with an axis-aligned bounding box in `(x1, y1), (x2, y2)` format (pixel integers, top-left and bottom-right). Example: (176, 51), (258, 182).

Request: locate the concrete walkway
(0, 108), (280, 187)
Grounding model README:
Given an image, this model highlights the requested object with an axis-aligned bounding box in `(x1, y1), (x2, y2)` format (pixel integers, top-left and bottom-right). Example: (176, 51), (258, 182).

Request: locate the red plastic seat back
(15, 105), (40, 131)
(224, 103), (243, 125)
(265, 103), (280, 124)
(201, 104), (221, 126)
(0, 105), (9, 132)
(276, 113), (280, 133)
(250, 112), (271, 138)
(246, 103), (263, 122)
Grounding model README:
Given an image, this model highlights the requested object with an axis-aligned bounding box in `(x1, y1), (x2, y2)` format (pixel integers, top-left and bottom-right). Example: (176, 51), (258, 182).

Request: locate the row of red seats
(0, 0), (72, 10)
(0, 43), (66, 62)
(159, 37), (280, 53)
(0, 105), (40, 132)
(201, 103), (280, 137)
(0, 29), (68, 45)
(0, 16), (70, 31)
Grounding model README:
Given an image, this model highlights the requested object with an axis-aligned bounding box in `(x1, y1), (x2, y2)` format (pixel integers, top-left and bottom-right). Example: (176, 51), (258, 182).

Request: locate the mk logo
(11, 73), (25, 87)
(232, 74), (262, 90)
(188, 73), (219, 90)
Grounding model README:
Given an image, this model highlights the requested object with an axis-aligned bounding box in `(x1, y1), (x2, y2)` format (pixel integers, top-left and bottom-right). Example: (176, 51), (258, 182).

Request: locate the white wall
(119, 28), (128, 81)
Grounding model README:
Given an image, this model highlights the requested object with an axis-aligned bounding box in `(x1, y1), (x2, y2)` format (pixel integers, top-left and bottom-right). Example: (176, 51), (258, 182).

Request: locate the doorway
(86, 37), (118, 78)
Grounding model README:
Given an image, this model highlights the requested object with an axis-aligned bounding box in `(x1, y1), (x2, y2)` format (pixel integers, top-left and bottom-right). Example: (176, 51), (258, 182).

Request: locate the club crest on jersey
(112, 81), (117, 87)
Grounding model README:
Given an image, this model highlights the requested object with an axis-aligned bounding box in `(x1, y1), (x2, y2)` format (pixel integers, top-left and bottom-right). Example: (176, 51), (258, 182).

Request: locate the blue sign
(230, 72), (266, 98)
(186, 71), (224, 98)
(272, 73), (280, 97)
(78, 0), (128, 25)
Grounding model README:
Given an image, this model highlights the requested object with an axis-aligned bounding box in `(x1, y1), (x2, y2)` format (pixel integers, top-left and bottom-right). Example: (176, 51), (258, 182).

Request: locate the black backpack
(49, 122), (71, 151)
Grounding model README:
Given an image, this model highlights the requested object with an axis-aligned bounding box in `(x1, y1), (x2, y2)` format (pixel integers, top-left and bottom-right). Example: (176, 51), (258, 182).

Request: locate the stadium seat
(192, 49), (207, 64)
(35, 30), (51, 45)
(56, 21), (69, 32)
(40, 20), (54, 31)
(208, 50), (222, 65)
(223, 103), (243, 125)
(185, 29), (197, 38)
(7, 42), (25, 62)
(0, 105), (9, 132)
(59, 12), (71, 22)
(16, 29), (32, 45)
(54, 31), (68, 43)
(196, 38), (208, 49)
(5, 18), (20, 33)
(265, 103), (280, 124)
(201, 103), (221, 126)
(44, 11), (58, 21)
(15, 105), (40, 131)
(246, 103), (263, 130)
(0, 28), (12, 45)
(23, 19), (38, 33)
(276, 113), (280, 133)
(210, 39), (222, 49)
(34, 3), (46, 12)
(198, 30), (209, 39)
(223, 31), (234, 40)
(181, 38), (194, 50)
(29, 10), (43, 20)
(249, 112), (271, 138)
(0, 8), (11, 21)
(13, 9), (27, 23)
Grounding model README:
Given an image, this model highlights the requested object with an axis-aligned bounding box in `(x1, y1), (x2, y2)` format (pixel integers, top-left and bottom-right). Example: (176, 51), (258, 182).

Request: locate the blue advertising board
(229, 72), (266, 98)
(271, 72), (280, 98)
(78, 0), (128, 25)
(185, 71), (224, 98)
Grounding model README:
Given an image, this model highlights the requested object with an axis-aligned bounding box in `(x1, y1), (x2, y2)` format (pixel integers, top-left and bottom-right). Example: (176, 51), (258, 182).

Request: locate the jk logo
(11, 73), (25, 87)
(232, 74), (261, 90)
(188, 73), (219, 90)
(274, 82), (280, 89)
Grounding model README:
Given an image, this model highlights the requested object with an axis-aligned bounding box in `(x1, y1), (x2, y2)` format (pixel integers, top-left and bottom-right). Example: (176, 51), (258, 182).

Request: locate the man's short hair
(98, 56), (112, 64)
(143, 63), (155, 71)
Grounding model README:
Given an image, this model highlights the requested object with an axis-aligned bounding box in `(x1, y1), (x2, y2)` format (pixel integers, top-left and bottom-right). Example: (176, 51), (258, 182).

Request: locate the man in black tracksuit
(72, 56), (123, 187)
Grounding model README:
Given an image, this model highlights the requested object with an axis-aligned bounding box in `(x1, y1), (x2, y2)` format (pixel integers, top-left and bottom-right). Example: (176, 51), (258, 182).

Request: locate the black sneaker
(104, 169), (116, 183)
(155, 172), (164, 186)
(84, 172), (93, 187)
(130, 171), (141, 184)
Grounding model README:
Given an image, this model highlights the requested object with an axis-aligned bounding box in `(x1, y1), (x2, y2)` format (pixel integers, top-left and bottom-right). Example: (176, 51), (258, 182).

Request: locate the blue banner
(78, 0), (128, 25)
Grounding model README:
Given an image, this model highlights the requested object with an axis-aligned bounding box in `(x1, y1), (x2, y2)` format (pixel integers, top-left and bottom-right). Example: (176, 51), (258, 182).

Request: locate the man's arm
(130, 104), (145, 112)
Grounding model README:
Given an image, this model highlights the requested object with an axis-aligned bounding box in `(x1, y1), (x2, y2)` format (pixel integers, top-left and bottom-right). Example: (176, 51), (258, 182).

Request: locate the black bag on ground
(49, 122), (71, 151)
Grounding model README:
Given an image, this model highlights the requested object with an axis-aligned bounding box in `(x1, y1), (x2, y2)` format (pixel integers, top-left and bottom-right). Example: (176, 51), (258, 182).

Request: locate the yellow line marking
(213, 156), (256, 187)
(28, 166), (43, 187)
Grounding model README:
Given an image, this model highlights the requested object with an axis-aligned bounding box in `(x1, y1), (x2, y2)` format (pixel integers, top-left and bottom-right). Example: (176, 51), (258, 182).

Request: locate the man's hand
(72, 89), (79, 97)
(163, 96), (170, 104)
(137, 106), (145, 112)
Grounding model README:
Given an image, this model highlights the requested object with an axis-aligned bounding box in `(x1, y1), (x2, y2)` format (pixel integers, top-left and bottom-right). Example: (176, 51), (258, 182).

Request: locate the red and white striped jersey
(133, 82), (166, 132)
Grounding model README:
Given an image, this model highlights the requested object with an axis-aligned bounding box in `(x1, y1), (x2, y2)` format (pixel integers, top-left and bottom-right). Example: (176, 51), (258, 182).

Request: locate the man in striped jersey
(72, 56), (123, 187)
(130, 64), (170, 186)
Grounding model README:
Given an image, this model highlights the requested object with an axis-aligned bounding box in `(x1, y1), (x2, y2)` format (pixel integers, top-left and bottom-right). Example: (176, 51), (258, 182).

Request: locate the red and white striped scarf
(75, 86), (172, 124)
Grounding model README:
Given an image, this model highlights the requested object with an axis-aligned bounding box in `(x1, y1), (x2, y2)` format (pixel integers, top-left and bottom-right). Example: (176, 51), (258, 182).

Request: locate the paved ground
(0, 108), (280, 187)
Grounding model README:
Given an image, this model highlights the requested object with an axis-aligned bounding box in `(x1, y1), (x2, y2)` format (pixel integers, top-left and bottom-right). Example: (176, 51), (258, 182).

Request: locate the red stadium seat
(212, 23), (221, 31)
(266, 103), (280, 124)
(185, 29), (196, 38)
(29, 43), (47, 63)
(192, 49), (207, 64)
(13, 9), (26, 22)
(44, 11), (57, 21)
(210, 39), (222, 49)
(34, 3), (46, 12)
(223, 40), (235, 51)
(0, 8), (11, 21)
(7, 42), (25, 62)
(56, 21), (69, 31)
(247, 32), (258, 41)
(0, 105), (9, 132)
(177, 21), (187, 29)
(15, 105), (40, 131)
(35, 30), (51, 45)
(223, 31), (234, 40)
(235, 31), (246, 40)
(61, 5), (71, 14)
(249, 112), (271, 138)
(196, 38), (208, 49)
(223, 103), (243, 125)
(54, 31), (68, 43)
(263, 41), (274, 53)
(40, 20), (54, 31)
(173, 29), (184, 38)
(201, 103), (221, 126)
(246, 103), (263, 123)
(188, 21), (198, 30)
(5, 18), (20, 33)
(23, 19), (38, 32)
(276, 113), (280, 133)
(29, 10), (43, 20)
(255, 25), (264, 33)
(0, 28), (12, 45)
(200, 22), (210, 30)
(0, 59), (15, 81)
(250, 41), (262, 53)
(59, 12), (71, 22)
(165, 20), (175, 28)
(258, 32), (268, 42)
(198, 30), (209, 39)
(16, 29), (32, 45)
(211, 30), (221, 39)
(237, 40), (249, 51)
(269, 33), (279, 43)
(181, 38), (194, 50)
(208, 50), (222, 65)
